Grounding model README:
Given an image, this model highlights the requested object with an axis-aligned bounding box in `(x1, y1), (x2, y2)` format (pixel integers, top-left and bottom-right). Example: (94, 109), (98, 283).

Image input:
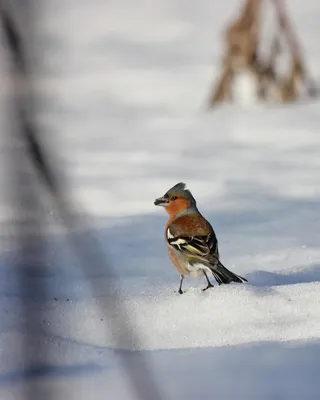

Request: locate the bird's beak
(154, 196), (169, 207)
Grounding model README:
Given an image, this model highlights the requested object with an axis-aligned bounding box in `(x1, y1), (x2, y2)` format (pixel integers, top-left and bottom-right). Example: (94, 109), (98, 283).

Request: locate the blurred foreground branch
(0, 1), (165, 399)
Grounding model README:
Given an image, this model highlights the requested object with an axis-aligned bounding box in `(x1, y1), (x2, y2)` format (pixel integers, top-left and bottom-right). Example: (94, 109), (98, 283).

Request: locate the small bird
(154, 182), (247, 294)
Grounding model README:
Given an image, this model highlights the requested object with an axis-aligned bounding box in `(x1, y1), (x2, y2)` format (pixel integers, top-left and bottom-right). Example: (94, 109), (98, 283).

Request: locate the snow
(1, 0), (320, 399)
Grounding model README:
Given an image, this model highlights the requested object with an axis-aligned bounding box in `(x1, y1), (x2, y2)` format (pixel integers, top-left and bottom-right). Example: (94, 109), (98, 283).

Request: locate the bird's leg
(202, 271), (214, 291)
(178, 274), (184, 294)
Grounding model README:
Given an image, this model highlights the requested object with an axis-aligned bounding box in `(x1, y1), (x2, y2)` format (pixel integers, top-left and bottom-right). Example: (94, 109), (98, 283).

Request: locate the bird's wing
(167, 232), (219, 262)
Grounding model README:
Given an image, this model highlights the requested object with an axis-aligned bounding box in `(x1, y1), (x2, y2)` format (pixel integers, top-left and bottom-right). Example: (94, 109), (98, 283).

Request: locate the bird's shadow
(170, 264), (320, 298)
(247, 264), (320, 287)
(239, 263), (320, 297)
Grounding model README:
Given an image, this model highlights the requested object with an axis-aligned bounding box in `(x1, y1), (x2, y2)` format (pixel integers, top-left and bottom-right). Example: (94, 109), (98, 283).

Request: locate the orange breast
(167, 214), (212, 236)
(166, 245), (189, 275)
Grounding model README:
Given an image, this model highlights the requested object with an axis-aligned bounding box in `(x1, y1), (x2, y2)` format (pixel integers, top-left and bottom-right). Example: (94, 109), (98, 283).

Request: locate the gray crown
(165, 182), (196, 205)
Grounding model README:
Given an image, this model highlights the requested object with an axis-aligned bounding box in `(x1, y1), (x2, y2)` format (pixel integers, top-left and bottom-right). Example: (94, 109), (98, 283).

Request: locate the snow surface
(1, 0), (320, 399)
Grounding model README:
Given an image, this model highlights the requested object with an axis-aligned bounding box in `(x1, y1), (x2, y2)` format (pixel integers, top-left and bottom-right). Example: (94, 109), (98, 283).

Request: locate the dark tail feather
(210, 261), (247, 285)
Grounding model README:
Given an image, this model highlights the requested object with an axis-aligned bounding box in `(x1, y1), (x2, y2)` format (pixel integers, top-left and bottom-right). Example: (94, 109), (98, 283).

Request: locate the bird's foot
(202, 282), (214, 291)
(178, 288), (183, 294)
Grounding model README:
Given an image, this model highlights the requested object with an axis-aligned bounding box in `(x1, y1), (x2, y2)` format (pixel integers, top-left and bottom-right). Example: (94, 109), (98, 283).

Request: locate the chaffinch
(154, 182), (247, 294)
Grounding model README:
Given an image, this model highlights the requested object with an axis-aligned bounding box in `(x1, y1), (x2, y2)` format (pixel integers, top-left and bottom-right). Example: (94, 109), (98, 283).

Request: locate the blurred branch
(208, 0), (318, 109)
(0, 1), (165, 399)
(271, 0), (318, 98)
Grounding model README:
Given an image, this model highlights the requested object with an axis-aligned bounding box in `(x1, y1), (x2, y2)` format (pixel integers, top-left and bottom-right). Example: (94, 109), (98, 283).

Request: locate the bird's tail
(210, 261), (247, 285)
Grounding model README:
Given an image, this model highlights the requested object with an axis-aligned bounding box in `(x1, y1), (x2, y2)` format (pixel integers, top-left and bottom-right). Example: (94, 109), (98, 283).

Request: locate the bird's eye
(171, 196), (178, 201)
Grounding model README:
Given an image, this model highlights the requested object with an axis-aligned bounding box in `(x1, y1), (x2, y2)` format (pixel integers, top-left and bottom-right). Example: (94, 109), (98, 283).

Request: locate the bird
(154, 182), (247, 294)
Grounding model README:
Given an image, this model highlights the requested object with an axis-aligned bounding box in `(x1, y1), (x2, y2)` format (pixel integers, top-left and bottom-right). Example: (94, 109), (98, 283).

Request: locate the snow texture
(1, 0), (320, 399)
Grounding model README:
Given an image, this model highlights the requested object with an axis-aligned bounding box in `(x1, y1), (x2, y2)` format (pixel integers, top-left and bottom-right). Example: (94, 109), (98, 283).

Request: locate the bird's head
(154, 182), (196, 216)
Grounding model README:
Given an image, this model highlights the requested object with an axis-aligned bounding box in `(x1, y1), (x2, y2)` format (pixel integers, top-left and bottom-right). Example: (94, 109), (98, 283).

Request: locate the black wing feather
(167, 232), (218, 259)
